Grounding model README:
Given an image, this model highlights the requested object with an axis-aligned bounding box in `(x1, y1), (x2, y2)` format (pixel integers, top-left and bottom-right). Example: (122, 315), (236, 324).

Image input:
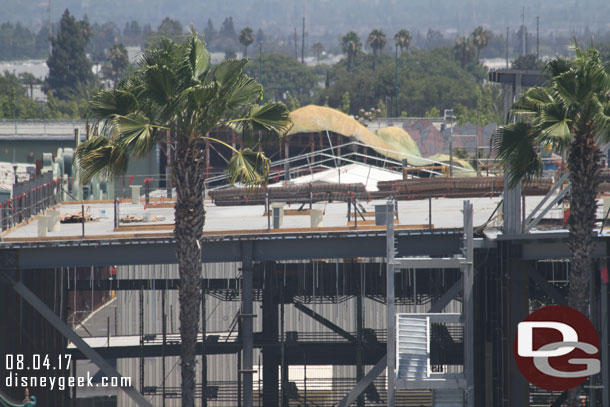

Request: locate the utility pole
(48, 0), (52, 54)
(536, 16), (540, 59)
(521, 6), (526, 57)
(301, 17), (305, 64)
(505, 27), (509, 68)
(395, 43), (399, 117)
(294, 27), (298, 60)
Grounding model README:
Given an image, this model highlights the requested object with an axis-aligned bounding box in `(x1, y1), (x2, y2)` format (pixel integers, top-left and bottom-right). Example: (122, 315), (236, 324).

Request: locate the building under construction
(0, 104), (609, 407)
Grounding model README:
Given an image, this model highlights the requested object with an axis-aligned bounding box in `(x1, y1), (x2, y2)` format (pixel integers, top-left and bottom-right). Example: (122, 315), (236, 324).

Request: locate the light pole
(444, 109), (455, 177)
(395, 43), (399, 117)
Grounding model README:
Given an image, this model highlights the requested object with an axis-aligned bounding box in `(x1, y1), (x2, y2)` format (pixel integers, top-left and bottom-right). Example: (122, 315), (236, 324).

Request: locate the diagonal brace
(11, 280), (151, 407)
(293, 300), (356, 343)
(337, 355), (387, 407)
(428, 277), (463, 313)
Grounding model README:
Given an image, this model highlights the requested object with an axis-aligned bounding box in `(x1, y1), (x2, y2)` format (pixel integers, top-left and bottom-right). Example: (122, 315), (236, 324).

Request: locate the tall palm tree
(367, 29), (386, 70)
(471, 26), (491, 62)
(394, 29), (412, 53)
(494, 46), (610, 321)
(341, 30), (362, 71)
(454, 36), (475, 68)
(239, 27), (255, 57)
(311, 42), (325, 65)
(76, 34), (291, 407)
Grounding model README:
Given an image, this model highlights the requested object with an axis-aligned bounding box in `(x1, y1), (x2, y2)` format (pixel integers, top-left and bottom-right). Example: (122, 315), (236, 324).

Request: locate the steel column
(241, 242), (254, 407)
(602, 257), (609, 407)
(386, 202), (396, 407)
(463, 201), (474, 407)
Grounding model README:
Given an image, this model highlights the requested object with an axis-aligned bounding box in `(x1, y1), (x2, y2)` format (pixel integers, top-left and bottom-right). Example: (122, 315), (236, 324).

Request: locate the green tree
(312, 42), (325, 64)
(341, 31), (362, 71)
(239, 27), (254, 57)
(377, 98), (387, 117)
(494, 48), (610, 358)
(245, 53), (318, 103)
(471, 26), (491, 61)
(394, 29), (412, 53)
(76, 34), (291, 407)
(157, 17), (183, 42)
(367, 29), (386, 70)
(340, 91), (350, 113)
(511, 54), (545, 70)
(101, 43), (129, 85)
(453, 36), (475, 68)
(18, 72), (38, 99)
(425, 107), (440, 118)
(45, 9), (95, 100)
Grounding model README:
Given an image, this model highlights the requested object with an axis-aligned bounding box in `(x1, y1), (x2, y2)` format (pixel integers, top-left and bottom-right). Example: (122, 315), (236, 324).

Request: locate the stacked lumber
(377, 177), (553, 199)
(209, 183), (369, 206)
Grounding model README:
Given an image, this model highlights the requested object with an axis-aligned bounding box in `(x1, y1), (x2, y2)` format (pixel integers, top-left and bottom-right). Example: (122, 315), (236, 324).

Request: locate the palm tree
(394, 29), (412, 53)
(494, 46), (610, 325)
(311, 42), (325, 65)
(76, 34), (291, 407)
(239, 27), (255, 57)
(454, 36), (475, 68)
(367, 29), (386, 70)
(341, 31), (362, 71)
(471, 26), (491, 61)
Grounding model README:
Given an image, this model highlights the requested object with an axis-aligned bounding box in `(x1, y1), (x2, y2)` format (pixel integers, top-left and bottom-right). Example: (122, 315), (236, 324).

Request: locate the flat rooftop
(1, 193), (568, 243)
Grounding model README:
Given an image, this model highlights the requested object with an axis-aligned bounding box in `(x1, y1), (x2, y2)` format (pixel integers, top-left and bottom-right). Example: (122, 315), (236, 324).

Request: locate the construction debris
(60, 212), (94, 223)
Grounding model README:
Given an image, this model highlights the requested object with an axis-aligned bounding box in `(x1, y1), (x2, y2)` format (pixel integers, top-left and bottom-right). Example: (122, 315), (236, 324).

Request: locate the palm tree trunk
(173, 137), (206, 407)
(566, 132), (601, 405)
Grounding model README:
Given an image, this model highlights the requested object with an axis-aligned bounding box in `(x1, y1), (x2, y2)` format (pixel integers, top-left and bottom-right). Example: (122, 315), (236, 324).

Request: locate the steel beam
(524, 184), (570, 232)
(427, 278), (463, 313)
(337, 355), (387, 407)
(523, 172), (569, 227)
(395, 257), (464, 269)
(1, 231), (464, 269)
(293, 300), (356, 343)
(11, 280), (151, 407)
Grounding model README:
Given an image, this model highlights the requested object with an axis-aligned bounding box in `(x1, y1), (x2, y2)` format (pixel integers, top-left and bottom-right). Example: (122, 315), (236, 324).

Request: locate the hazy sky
(4, 0), (609, 36)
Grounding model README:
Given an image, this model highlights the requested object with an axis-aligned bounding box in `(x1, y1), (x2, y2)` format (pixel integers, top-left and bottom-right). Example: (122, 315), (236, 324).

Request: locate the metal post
(429, 195), (432, 229)
(395, 43), (399, 117)
(162, 286), (166, 407)
(463, 201), (474, 407)
(602, 257), (609, 407)
(449, 118), (454, 177)
(386, 201), (396, 407)
(356, 261), (364, 407)
(241, 242), (254, 407)
(202, 285), (207, 407)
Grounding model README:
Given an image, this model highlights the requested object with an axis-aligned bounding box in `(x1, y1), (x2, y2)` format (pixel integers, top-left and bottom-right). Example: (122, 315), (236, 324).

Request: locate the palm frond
(225, 74), (263, 111)
(225, 148), (271, 186)
(113, 113), (165, 158)
(89, 89), (139, 120)
(236, 102), (292, 135)
(493, 122), (543, 188)
(76, 137), (130, 183)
